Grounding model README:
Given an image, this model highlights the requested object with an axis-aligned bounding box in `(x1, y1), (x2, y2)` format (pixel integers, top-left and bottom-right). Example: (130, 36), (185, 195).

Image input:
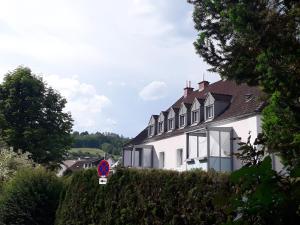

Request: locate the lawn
(68, 148), (106, 157)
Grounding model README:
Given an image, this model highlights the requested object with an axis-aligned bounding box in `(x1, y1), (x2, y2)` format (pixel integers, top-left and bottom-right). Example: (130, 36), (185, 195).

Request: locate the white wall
(146, 134), (186, 171)
(141, 115), (265, 172)
(217, 115), (261, 170)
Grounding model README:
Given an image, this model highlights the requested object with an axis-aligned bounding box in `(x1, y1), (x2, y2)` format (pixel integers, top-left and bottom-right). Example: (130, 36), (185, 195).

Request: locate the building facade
(123, 80), (282, 172)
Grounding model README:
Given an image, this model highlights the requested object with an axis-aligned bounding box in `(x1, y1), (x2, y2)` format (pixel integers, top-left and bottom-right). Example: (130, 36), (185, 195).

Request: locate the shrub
(55, 168), (231, 225)
(0, 167), (63, 225)
(0, 148), (33, 182)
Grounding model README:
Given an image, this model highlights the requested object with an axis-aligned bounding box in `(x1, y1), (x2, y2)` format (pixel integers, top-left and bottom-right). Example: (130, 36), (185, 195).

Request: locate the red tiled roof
(126, 80), (265, 146)
(169, 80), (264, 118)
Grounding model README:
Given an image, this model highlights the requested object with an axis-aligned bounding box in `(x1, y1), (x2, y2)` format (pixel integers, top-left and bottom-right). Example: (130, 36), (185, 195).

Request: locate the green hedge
(0, 167), (63, 225)
(55, 168), (231, 225)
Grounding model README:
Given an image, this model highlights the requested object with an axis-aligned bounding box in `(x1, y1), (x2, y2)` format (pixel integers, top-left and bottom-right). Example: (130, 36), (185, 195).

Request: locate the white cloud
(42, 74), (113, 131)
(139, 81), (167, 101)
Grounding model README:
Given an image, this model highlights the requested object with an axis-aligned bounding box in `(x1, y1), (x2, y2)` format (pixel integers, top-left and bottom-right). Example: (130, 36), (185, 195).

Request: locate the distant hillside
(71, 131), (130, 156)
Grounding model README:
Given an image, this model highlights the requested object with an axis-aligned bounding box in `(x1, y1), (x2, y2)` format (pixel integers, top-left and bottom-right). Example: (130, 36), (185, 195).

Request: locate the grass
(69, 148), (106, 157)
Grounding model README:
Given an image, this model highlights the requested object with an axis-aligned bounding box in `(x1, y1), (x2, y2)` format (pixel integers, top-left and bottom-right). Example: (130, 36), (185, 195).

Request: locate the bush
(0, 167), (63, 225)
(55, 168), (231, 225)
(0, 148), (33, 183)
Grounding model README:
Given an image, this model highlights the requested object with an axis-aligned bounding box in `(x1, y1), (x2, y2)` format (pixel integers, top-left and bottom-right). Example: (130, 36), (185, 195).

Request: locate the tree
(0, 67), (73, 168)
(189, 0), (300, 168)
(101, 143), (114, 155)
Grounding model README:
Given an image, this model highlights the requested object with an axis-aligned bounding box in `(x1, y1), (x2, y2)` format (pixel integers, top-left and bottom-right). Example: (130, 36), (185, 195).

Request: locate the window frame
(148, 125), (154, 136)
(179, 114), (185, 127)
(206, 105), (214, 119)
(159, 152), (165, 168)
(168, 118), (174, 130)
(158, 121), (163, 133)
(177, 148), (183, 167)
(191, 110), (199, 124)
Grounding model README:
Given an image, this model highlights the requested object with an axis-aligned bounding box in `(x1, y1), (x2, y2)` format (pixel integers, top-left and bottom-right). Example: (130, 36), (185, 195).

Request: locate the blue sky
(0, 0), (220, 137)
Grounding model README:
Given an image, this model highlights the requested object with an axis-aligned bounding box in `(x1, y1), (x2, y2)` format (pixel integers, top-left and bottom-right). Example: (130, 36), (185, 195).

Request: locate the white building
(123, 80), (282, 172)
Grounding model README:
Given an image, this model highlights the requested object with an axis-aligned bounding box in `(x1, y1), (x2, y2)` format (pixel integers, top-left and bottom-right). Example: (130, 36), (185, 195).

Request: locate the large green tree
(0, 67), (73, 168)
(189, 0), (300, 168)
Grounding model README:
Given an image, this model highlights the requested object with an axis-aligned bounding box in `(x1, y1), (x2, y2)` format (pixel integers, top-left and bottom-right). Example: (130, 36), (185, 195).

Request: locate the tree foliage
(189, 0), (300, 168)
(189, 1), (300, 223)
(189, 0), (300, 96)
(0, 67), (73, 168)
(229, 136), (300, 225)
(72, 131), (130, 156)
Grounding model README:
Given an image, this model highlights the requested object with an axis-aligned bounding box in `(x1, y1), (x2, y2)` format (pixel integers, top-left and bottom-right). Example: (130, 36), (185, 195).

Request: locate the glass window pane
(198, 136), (207, 158)
(123, 150), (132, 166)
(177, 149), (183, 166)
(209, 131), (219, 157)
(134, 149), (140, 167)
(189, 136), (198, 158)
(143, 148), (152, 168)
(220, 132), (231, 157)
(159, 152), (165, 168)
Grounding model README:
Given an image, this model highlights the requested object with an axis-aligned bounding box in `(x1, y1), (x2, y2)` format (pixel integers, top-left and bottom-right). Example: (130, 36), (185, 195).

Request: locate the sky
(0, 0), (220, 137)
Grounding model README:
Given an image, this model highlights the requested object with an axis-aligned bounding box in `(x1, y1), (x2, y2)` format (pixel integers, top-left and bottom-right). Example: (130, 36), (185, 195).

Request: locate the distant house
(67, 158), (103, 172)
(123, 79), (283, 172)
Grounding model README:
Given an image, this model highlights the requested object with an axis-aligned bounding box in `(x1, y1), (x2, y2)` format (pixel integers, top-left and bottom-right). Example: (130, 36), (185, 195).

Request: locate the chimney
(184, 81), (194, 98)
(198, 81), (209, 92)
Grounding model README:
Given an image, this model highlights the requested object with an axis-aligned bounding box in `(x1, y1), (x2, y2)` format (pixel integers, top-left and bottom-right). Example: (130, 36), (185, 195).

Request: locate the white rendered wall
(143, 115), (264, 172)
(141, 114), (285, 172)
(146, 134), (187, 171)
(216, 115), (261, 170)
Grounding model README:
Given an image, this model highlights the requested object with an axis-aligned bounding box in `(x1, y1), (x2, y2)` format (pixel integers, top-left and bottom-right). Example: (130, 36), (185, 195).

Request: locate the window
(179, 115), (185, 127)
(158, 122), (163, 133)
(177, 149), (183, 166)
(148, 125), (154, 136)
(206, 105), (213, 119)
(159, 152), (165, 168)
(134, 149), (142, 167)
(192, 110), (199, 123)
(168, 119), (173, 130)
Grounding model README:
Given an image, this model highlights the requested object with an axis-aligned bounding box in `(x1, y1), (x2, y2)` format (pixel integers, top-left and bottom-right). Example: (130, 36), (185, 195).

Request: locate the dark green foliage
(72, 131), (130, 156)
(0, 167), (63, 225)
(189, 0), (300, 169)
(189, 1), (300, 223)
(0, 66), (73, 168)
(55, 168), (231, 225)
(235, 133), (265, 167)
(189, 0), (300, 97)
(228, 136), (300, 225)
(229, 157), (300, 225)
(262, 92), (300, 168)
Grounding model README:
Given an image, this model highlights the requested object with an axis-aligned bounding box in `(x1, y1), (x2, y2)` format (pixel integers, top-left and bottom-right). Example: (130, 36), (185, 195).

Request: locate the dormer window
(158, 122), (163, 133)
(206, 105), (214, 119)
(167, 108), (178, 131)
(148, 125), (154, 136)
(148, 115), (158, 137)
(168, 118), (174, 130)
(157, 111), (167, 134)
(191, 110), (199, 123)
(204, 92), (232, 121)
(191, 98), (203, 124)
(178, 103), (190, 128)
(179, 115), (185, 127)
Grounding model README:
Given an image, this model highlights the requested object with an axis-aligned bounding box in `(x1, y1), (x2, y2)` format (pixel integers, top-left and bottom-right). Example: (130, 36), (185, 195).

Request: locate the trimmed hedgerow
(0, 167), (63, 225)
(55, 168), (231, 225)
